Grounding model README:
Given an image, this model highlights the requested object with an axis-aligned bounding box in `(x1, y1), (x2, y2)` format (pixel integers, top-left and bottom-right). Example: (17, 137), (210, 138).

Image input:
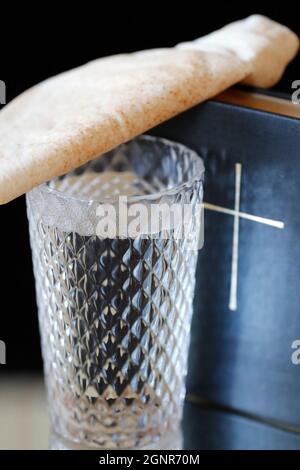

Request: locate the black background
(0, 5), (299, 373)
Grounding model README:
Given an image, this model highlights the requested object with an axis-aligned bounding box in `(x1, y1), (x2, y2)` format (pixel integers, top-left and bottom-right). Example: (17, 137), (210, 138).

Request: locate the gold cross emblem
(204, 163), (284, 311)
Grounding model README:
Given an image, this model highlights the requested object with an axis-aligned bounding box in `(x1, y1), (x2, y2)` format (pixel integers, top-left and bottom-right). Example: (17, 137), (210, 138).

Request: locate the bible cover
(183, 402), (300, 450)
(151, 89), (300, 429)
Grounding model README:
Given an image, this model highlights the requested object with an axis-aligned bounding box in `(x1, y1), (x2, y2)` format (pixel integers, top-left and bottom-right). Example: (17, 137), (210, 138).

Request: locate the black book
(151, 88), (300, 429)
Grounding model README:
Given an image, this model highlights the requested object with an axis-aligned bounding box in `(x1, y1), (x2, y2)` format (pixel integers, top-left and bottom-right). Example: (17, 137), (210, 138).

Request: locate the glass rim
(35, 135), (205, 205)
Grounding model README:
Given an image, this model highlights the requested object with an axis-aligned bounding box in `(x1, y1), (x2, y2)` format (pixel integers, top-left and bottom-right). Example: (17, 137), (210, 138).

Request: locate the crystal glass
(26, 135), (204, 450)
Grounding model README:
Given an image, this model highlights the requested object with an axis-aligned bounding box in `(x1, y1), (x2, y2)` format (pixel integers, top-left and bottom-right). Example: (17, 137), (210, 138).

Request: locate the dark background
(0, 6), (299, 373)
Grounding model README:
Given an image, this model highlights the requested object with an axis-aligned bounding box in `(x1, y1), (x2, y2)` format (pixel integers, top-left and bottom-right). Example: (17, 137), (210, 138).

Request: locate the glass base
(49, 428), (183, 450)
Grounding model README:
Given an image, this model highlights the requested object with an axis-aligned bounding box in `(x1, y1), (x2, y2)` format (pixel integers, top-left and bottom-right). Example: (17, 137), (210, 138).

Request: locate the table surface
(0, 376), (300, 450)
